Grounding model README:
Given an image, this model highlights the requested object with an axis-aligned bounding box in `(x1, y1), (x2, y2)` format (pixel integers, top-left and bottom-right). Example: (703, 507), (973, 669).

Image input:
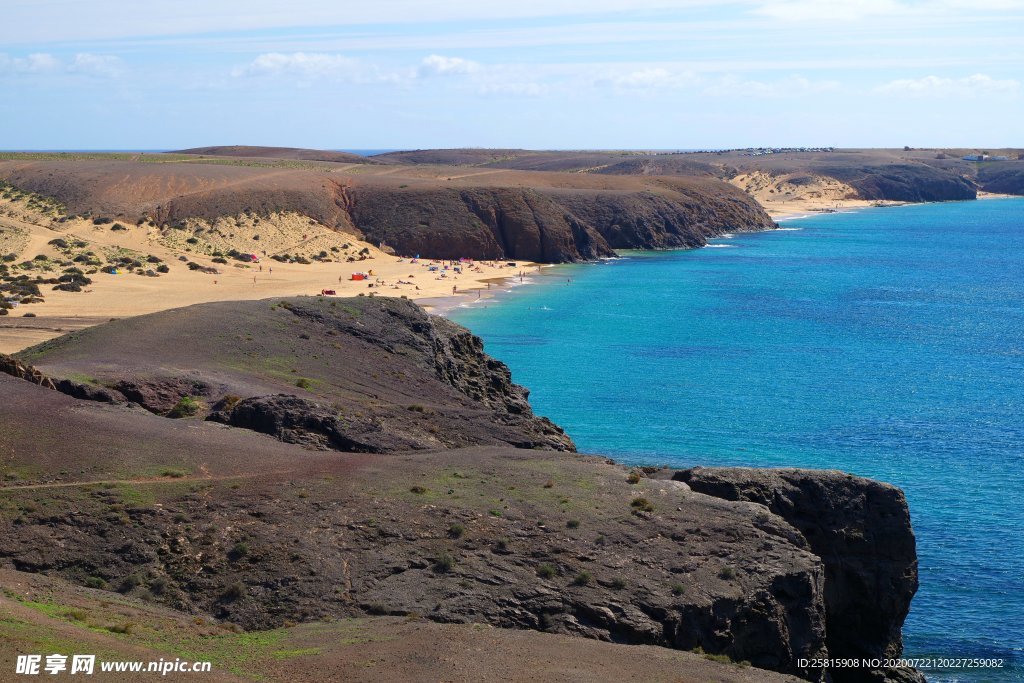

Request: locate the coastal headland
(2, 145), (1021, 681)
(3, 146), (1021, 352)
(2, 296), (920, 682)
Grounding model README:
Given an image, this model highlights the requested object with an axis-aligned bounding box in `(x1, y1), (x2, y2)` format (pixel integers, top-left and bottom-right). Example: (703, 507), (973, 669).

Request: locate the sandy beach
(0, 199), (537, 353)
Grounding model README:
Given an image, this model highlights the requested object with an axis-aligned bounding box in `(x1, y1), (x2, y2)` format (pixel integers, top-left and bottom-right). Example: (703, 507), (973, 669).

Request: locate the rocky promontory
(0, 296), (921, 682)
(0, 156), (776, 263)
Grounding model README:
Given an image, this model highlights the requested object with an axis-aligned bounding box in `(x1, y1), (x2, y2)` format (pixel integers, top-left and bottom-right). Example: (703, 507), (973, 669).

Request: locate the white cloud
(69, 53), (124, 77)
(875, 73), (1020, 96)
(703, 74), (840, 97)
(604, 67), (699, 90)
(0, 52), (122, 78)
(478, 81), (549, 97)
(231, 52), (398, 84)
(0, 52), (61, 74)
(417, 55), (481, 77)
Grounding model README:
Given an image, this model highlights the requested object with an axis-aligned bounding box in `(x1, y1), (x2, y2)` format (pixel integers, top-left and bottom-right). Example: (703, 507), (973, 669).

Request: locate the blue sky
(1, 0), (1021, 149)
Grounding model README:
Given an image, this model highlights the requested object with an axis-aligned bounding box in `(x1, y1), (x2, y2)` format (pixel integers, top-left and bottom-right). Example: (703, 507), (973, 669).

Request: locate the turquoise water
(451, 199), (1024, 682)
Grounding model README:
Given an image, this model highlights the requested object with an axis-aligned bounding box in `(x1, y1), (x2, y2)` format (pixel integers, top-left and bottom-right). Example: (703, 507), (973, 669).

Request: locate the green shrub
(566, 519), (580, 529)
(536, 563), (557, 579)
(447, 523), (465, 539)
(572, 571), (592, 586)
(718, 566), (737, 580)
(167, 396), (202, 418)
(630, 497), (654, 513)
(433, 552), (456, 573)
(409, 485), (427, 495)
(295, 377), (313, 390)
(610, 577), (626, 590)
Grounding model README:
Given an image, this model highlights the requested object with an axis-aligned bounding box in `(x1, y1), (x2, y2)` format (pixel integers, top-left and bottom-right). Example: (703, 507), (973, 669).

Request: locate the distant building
(962, 154), (988, 161)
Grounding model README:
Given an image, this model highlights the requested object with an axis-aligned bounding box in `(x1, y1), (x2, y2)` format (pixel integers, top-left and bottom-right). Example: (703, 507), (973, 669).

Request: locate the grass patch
(167, 396), (203, 418)
(630, 497), (654, 513)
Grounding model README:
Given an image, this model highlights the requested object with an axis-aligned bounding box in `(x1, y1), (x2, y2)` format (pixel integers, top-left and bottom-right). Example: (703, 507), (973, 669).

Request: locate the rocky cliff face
(676, 467), (923, 683)
(349, 183), (775, 262)
(817, 164), (976, 202)
(348, 186), (615, 262)
(978, 162), (1024, 195)
(18, 297), (575, 452)
(1, 299), (922, 683)
(0, 160), (776, 264)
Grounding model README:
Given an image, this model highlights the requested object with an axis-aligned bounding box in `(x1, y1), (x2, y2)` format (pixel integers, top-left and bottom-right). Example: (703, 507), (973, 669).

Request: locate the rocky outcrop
(557, 181), (777, 250)
(676, 467), (922, 683)
(348, 186), (616, 262)
(978, 162), (1024, 195)
(19, 297), (575, 453)
(817, 164), (975, 202)
(348, 183), (775, 261)
(0, 160), (775, 264)
(1, 298), (924, 683)
(0, 353), (56, 389)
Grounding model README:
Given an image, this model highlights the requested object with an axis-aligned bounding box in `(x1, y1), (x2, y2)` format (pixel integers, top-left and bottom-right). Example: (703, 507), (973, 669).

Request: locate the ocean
(450, 198), (1024, 682)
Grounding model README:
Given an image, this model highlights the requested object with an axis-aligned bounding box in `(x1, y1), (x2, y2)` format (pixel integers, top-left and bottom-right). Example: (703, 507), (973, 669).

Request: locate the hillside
(175, 146), (375, 165)
(0, 568), (801, 683)
(0, 297), (922, 683)
(0, 156), (776, 263)
(375, 147), (1024, 202)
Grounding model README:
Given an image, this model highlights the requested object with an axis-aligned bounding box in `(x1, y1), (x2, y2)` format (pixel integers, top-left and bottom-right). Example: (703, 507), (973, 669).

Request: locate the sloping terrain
(175, 146), (375, 165)
(0, 297), (921, 682)
(0, 156), (776, 263)
(1, 569), (801, 683)
(376, 147), (1024, 201)
(977, 160), (1024, 194)
(17, 297), (573, 452)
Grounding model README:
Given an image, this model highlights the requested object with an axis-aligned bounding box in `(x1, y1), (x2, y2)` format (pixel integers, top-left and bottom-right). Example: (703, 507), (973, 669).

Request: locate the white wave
(706, 244), (737, 248)
(774, 227), (803, 231)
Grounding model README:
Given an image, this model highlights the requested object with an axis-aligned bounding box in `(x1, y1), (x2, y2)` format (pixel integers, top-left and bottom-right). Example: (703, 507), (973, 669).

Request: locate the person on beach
(452, 285), (457, 295)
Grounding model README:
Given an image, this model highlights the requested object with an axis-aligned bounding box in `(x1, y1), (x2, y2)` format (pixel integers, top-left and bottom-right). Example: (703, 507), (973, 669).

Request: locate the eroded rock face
(676, 467), (922, 683)
(348, 184), (775, 262)
(20, 297), (575, 453)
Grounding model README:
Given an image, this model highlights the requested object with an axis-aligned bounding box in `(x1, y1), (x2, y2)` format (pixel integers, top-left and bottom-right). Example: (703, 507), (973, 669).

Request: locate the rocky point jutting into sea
(0, 296), (922, 682)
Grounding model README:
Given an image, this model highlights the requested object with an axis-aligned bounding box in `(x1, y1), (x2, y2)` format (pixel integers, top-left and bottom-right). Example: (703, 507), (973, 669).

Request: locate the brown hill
(0, 157), (776, 262)
(17, 296), (573, 452)
(0, 297), (921, 683)
(376, 147), (997, 202)
(176, 145), (375, 164)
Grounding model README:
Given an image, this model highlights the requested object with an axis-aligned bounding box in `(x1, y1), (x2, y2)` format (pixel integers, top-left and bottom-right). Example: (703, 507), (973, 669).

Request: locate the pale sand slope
(729, 171), (906, 218)
(0, 200), (534, 353)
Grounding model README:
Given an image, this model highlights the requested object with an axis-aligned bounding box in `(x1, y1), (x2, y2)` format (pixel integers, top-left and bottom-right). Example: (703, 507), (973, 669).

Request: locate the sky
(1, 0), (1021, 150)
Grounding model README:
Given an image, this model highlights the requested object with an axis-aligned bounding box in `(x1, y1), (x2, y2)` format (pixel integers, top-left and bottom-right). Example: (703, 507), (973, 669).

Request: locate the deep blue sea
(451, 198), (1024, 683)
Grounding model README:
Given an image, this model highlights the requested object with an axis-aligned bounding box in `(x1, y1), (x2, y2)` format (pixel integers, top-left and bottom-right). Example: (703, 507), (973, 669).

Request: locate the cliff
(1, 297), (920, 682)
(678, 467), (923, 683)
(0, 157), (775, 263)
(348, 180), (774, 261)
(977, 162), (1024, 195)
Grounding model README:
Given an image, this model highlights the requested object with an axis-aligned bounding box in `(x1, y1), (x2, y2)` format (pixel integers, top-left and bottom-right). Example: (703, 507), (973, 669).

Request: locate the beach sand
(729, 170), (905, 219)
(0, 200), (535, 353)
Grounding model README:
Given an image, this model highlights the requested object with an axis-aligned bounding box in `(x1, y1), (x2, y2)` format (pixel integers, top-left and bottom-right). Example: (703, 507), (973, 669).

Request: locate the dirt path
(0, 471), (289, 493)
